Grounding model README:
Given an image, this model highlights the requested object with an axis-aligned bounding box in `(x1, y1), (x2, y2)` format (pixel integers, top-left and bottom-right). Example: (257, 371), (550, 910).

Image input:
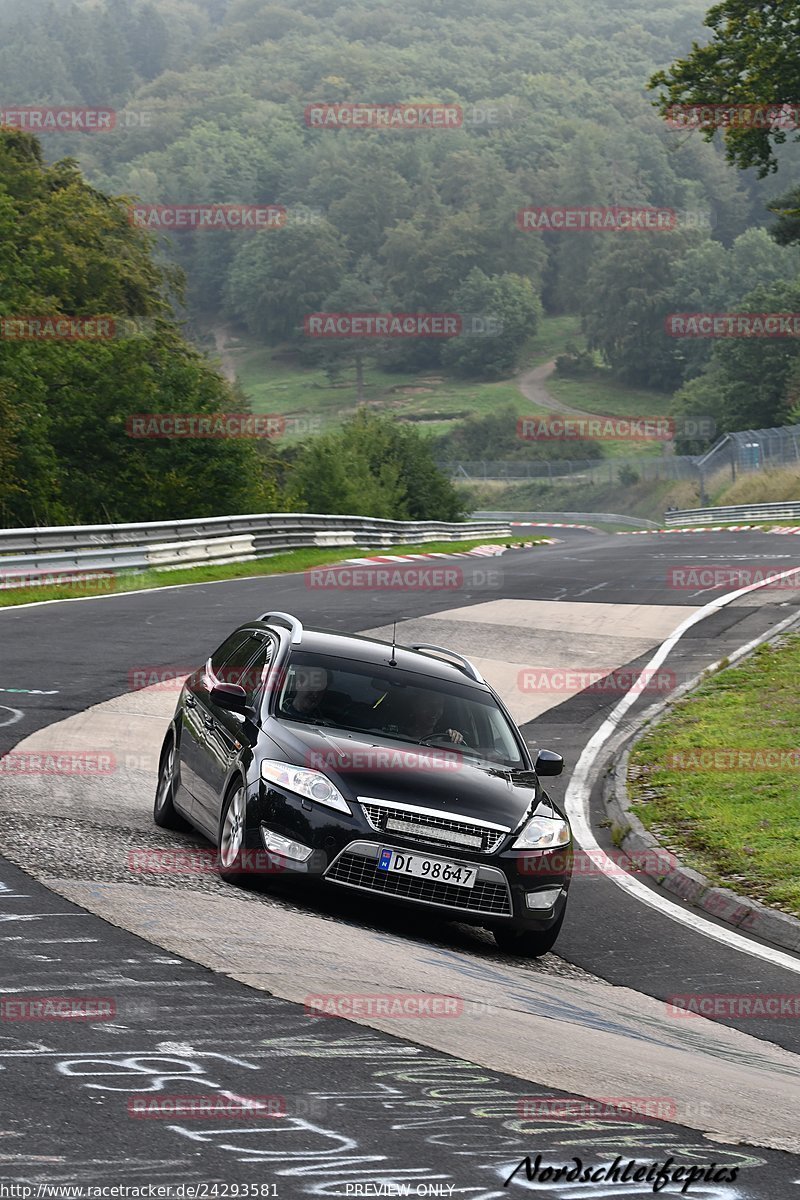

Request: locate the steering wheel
(419, 730), (472, 750)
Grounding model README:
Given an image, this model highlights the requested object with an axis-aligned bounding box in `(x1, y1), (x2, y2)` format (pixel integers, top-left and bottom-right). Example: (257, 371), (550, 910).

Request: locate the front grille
(326, 845), (512, 916)
(360, 800), (508, 854)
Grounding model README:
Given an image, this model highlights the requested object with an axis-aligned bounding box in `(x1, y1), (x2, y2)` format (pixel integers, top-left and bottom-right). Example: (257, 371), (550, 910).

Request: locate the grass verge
(628, 636), (800, 918)
(0, 537), (546, 609)
(546, 371), (673, 421)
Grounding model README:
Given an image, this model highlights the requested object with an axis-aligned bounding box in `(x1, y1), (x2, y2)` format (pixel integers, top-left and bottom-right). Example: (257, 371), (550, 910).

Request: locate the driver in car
(401, 690), (466, 745)
(281, 666), (330, 721)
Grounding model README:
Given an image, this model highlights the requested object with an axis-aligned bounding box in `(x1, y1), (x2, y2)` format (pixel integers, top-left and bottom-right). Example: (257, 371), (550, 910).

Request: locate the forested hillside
(3, 0), (788, 374)
(3, 0), (800, 524)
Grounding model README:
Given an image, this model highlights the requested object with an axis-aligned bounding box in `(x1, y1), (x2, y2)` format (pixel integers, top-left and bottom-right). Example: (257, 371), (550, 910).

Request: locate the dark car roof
(257, 622), (488, 691)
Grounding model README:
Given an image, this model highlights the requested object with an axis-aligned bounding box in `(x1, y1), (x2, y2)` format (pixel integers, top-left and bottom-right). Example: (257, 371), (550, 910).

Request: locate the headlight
(261, 760), (351, 815)
(511, 810), (570, 851)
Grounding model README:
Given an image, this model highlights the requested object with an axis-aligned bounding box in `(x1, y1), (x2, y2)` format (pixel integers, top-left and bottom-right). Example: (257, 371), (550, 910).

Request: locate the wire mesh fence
(438, 425), (800, 493)
(437, 457), (700, 483)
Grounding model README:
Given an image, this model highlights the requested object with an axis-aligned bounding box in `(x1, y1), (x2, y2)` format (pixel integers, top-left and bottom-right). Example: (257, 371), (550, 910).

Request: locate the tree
(672, 280), (800, 441)
(582, 230), (701, 389)
(314, 278), (382, 403)
(649, 0), (800, 178)
(291, 410), (464, 520)
(225, 219), (348, 341)
(0, 128), (281, 525)
(441, 269), (541, 379)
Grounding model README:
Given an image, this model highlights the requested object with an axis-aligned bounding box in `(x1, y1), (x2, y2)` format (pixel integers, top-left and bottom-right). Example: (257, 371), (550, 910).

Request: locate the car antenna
(389, 621), (398, 667)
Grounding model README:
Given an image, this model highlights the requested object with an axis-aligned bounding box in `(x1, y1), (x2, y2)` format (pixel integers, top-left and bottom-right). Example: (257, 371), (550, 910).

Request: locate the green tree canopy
(0, 128), (280, 525)
(290, 410), (464, 521)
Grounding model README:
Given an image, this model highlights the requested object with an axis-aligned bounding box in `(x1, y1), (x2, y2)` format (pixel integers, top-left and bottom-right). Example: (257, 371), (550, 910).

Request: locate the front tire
(218, 782), (248, 885)
(153, 738), (190, 831)
(494, 912), (565, 958)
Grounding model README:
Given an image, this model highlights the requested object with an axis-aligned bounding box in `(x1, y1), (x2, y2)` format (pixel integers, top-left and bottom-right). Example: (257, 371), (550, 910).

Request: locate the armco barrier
(664, 502), (800, 527)
(472, 510), (659, 529)
(0, 513), (511, 584)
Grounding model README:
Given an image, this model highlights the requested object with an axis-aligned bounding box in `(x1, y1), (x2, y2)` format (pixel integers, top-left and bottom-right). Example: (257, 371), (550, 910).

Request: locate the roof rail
(407, 643), (484, 684)
(259, 611), (304, 644)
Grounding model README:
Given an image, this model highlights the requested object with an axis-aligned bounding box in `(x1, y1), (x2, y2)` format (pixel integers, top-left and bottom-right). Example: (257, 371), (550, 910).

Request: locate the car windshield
(271, 651), (526, 770)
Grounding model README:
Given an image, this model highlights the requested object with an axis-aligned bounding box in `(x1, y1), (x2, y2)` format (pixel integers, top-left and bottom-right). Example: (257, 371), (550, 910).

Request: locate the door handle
(203, 715), (216, 729)
(185, 695), (196, 708)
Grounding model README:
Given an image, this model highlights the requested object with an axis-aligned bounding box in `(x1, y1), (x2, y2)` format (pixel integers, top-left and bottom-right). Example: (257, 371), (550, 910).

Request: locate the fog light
(260, 825), (313, 862)
(526, 887), (564, 910)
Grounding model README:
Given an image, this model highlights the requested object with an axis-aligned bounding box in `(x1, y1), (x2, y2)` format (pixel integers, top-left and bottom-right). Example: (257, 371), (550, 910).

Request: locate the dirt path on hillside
(516, 358), (605, 417)
(209, 324), (241, 383)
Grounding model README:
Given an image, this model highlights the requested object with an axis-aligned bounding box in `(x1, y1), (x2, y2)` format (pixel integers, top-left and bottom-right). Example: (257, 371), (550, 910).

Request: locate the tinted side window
(216, 635), (263, 686)
(209, 631), (251, 675)
(240, 638), (276, 702)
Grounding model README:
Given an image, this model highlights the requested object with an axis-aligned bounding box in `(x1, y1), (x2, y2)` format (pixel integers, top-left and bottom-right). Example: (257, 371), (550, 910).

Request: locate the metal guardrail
(0, 513), (511, 585)
(665, 502), (800, 527)
(473, 510), (659, 529)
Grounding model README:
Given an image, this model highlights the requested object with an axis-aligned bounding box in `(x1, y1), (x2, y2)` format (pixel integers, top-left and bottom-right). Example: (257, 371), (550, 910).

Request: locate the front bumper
(254, 782), (572, 931)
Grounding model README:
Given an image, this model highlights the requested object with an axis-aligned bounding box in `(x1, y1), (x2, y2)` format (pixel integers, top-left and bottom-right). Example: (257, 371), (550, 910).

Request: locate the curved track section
(2, 528), (800, 1194)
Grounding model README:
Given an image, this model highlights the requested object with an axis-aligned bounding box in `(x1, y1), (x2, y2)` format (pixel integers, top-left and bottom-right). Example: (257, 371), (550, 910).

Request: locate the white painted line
(0, 689), (59, 696)
(566, 565), (800, 974)
(572, 582), (608, 599)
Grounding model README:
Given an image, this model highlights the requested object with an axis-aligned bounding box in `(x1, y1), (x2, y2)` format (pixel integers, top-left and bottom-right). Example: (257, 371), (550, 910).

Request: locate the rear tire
(153, 738), (190, 831)
(494, 912), (564, 958)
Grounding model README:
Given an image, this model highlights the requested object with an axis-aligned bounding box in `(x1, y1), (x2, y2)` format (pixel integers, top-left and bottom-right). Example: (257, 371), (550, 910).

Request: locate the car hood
(267, 722), (544, 831)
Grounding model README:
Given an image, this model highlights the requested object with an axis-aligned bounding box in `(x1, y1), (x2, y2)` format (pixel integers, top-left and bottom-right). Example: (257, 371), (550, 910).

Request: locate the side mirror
(211, 682), (248, 714)
(535, 749), (563, 777)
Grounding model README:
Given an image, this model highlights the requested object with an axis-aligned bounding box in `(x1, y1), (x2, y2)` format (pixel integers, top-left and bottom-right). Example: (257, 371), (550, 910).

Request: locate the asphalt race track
(2, 526), (800, 1197)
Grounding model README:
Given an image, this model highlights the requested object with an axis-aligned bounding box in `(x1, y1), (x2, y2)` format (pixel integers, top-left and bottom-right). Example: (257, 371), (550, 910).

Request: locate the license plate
(377, 847), (477, 889)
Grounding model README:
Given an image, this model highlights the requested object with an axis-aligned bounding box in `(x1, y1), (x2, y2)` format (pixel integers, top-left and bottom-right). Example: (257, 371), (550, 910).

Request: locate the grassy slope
(208, 316), (673, 451)
(546, 373), (673, 420)
(465, 460), (800, 521)
(628, 637), (800, 918)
